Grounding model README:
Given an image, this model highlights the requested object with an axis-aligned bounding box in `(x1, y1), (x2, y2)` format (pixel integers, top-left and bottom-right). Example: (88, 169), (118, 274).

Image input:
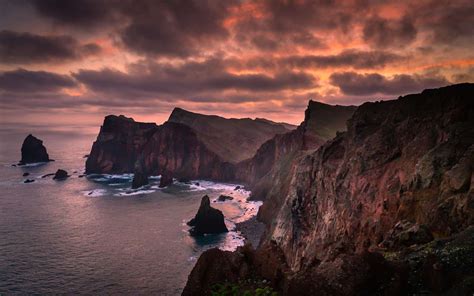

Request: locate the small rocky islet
(187, 195), (228, 236)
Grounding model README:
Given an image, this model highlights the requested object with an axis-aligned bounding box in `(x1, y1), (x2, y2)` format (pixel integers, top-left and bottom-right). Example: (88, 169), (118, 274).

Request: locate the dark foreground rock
(184, 227), (474, 295)
(19, 134), (51, 165)
(187, 195), (228, 236)
(24, 179), (35, 183)
(22, 172), (29, 177)
(53, 169), (69, 180)
(159, 173), (173, 188)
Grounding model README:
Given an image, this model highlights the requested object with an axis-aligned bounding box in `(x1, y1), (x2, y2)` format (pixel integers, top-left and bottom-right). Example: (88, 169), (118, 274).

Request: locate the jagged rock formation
(184, 84), (474, 295)
(19, 134), (51, 165)
(86, 115), (157, 174)
(168, 107), (295, 163)
(187, 195), (228, 236)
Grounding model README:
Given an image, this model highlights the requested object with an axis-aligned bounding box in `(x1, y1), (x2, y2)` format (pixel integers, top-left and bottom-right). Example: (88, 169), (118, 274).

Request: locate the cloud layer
(0, 0), (473, 127)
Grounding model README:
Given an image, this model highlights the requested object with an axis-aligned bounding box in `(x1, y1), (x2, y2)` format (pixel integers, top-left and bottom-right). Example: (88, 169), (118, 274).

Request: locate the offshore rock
(131, 158), (148, 189)
(53, 169), (69, 180)
(187, 195), (228, 235)
(19, 134), (51, 165)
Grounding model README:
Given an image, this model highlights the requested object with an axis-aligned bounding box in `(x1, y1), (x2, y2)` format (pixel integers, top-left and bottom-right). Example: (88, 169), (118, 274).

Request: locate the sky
(0, 0), (473, 134)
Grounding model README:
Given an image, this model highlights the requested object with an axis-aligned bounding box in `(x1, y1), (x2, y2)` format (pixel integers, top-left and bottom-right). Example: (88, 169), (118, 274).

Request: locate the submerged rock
(217, 195), (233, 202)
(23, 179), (35, 183)
(22, 172), (30, 177)
(159, 173), (173, 188)
(19, 134), (51, 165)
(187, 195), (228, 236)
(53, 169), (69, 180)
(41, 173), (55, 178)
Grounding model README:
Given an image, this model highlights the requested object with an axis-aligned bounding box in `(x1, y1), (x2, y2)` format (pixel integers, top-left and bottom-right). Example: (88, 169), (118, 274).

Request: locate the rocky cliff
(236, 101), (356, 220)
(269, 83), (474, 270)
(183, 83), (474, 295)
(168, 107), (294, 163)
(86, 116), (234, 180)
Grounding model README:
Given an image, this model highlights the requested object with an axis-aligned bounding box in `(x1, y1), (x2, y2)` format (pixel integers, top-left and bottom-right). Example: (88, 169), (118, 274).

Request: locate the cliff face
(236, 101), (356, 221)
(86, 115), (157, 174)
(168, 107), (294, 163)
(140, 122), (234, 180)
(183, 84), (474, 295)
(86, 117), (233, 180)
(268, 84), (474, 270)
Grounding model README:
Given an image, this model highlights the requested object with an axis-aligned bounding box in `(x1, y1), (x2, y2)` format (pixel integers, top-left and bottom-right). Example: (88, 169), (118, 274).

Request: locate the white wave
(82, 189), (108, 197)
(114, 189), (155, 196)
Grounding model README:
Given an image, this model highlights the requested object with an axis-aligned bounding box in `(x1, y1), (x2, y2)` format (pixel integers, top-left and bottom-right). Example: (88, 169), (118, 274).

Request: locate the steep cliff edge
(168, 107), (294, 163)
(236, 101), (356, 221)
(270, 83), (474, 270)
(183, 83), (474, 295)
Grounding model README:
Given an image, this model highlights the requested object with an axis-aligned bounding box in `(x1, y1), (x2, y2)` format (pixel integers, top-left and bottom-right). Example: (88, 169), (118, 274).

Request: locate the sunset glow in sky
(1, 0), (473, 133)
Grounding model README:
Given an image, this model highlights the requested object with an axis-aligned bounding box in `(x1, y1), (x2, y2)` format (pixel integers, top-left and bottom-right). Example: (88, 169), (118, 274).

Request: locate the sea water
(0, 130), (261, 295)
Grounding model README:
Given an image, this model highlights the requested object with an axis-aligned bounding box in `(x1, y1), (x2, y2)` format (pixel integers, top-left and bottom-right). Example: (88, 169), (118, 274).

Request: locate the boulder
(187, 195), (228, 235)
(53, 169), (69, 180)
(19, 134), (51, 165)
(217, 195), (233, 202)
(159, 173), (173, 188)
(24, 179), (35, 183)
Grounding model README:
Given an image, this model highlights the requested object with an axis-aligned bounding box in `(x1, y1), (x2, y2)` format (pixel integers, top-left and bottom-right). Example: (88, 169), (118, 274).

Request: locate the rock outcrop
(53, 169), (69, 180)
(184, 83), (474, 295)
(159, 173), (173, 188)
(187, 195), (228, 236)
(131, 158), (148, 189)
(217, 195), (233, 202)
(19, 134), (51, 165)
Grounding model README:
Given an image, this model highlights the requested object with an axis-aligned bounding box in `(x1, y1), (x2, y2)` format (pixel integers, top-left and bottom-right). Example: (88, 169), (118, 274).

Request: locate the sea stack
(187, 195), (228, 236)
(131, 158), (149, 189)
(159, 173), (173, 188)
(19, 134), (50, 165)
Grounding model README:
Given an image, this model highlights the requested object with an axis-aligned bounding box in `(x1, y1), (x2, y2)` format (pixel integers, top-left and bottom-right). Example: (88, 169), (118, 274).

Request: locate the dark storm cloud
(282, 50), (405, 69)
(329, 72), (449, 96)
(119, 1), (235, 57)
(363, 16), (417, 48)
(73, 59), (317, 97)
(0, 68), (77, 92)
(0, 30), (101, 64)
(30, 0), (112, 29)
(410, 0), (474, 45)
(30, 0), (235, 57)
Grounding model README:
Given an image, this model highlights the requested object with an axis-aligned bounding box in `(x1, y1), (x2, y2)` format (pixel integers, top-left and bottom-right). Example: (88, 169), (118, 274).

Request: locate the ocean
(0, 131), (261, 295)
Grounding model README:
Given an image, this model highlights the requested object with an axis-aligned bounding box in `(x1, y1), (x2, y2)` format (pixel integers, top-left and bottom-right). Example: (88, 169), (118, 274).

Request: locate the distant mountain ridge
(168, 107), (294, 163)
